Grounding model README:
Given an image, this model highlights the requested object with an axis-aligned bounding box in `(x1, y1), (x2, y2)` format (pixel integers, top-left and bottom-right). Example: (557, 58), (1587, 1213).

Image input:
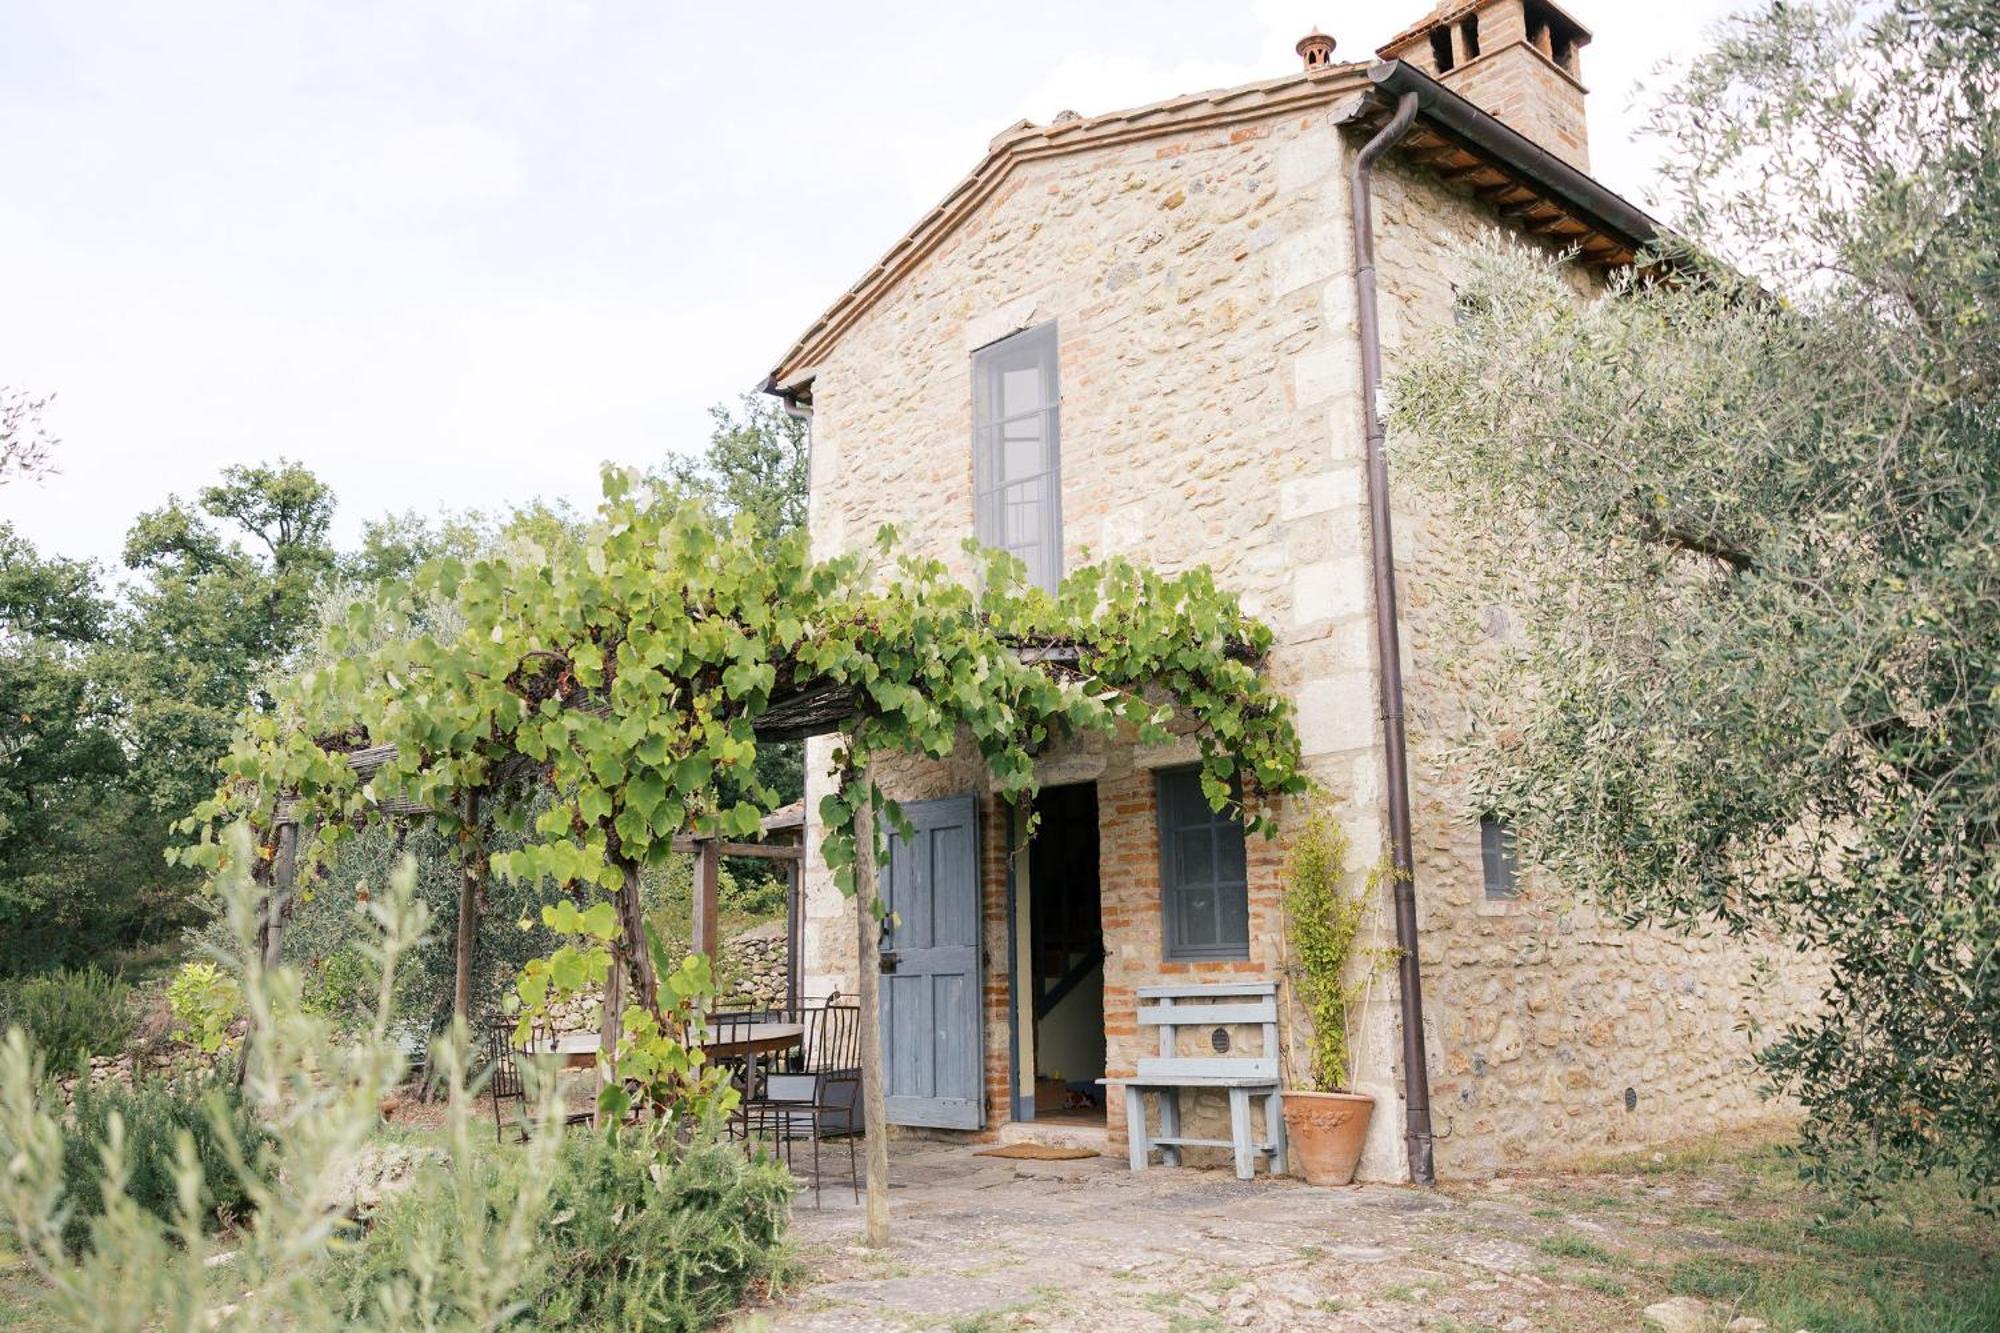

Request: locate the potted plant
(1280, 799), (1379, 1186)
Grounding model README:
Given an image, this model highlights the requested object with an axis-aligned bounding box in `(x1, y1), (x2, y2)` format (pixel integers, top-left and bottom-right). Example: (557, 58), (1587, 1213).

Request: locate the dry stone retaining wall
(544, 920), (792, 1034)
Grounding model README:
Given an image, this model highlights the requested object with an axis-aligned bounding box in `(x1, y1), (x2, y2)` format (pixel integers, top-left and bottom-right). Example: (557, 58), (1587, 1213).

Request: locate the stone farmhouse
(760, 0), (1811, 1182)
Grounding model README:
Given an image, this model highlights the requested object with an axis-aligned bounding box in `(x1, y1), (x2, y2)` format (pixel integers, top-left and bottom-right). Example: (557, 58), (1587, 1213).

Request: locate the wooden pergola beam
(668, 837), (803, 860)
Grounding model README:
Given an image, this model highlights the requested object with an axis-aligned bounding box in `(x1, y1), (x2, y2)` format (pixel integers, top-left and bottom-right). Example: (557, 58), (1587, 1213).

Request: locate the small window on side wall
(1157, 767), (1251, 960)
(1480, 816), (1520, 900)
(972, 322), (1062, 593)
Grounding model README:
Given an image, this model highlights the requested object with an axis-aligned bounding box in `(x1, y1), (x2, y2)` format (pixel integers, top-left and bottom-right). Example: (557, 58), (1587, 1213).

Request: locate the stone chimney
(1296, 29), (1338, 74)
(1377, 0), (1592, 171)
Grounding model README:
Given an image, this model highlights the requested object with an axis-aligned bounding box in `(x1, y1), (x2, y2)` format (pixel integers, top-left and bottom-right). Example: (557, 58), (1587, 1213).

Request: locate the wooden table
(531, 1032), (604, 1070)
(527, 1022), (805, 1071)
(525, 1022), (806, 1130)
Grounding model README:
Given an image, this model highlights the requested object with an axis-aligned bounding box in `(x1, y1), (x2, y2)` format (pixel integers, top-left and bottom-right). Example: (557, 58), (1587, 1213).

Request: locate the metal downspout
(1349, 89), (1437, 1187)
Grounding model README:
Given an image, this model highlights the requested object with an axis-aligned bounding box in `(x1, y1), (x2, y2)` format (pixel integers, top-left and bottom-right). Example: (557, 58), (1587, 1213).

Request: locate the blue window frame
(1156, 767), (1250, 961)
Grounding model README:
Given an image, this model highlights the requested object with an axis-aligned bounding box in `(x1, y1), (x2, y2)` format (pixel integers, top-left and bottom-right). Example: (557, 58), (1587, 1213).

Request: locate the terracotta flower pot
(1280, 1090), (1375, 1186)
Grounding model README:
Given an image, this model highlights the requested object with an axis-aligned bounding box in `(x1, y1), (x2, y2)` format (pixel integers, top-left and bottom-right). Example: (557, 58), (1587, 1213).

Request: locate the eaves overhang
(1339, 60), (1664, 268)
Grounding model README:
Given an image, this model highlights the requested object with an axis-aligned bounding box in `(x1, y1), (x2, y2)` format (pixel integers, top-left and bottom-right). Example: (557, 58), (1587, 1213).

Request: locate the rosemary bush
(341, 1125), (793, 1332)
(58, 1066), (268, 1257)
(0, 966), (132, 1075)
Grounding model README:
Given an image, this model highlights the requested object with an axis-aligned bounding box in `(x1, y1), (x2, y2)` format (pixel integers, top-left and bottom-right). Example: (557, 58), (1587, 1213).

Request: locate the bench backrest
(1134, 982), (1278, 1082)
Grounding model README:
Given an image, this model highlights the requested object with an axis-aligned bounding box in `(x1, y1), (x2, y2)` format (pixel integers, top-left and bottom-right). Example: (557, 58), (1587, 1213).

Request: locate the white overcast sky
(0, 0), (1742, 569)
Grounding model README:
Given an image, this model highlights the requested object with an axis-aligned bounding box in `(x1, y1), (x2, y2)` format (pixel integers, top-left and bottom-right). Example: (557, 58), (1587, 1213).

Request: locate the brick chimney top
(1295, 29), (1338, 74)
(1378, 0), (1594, 170)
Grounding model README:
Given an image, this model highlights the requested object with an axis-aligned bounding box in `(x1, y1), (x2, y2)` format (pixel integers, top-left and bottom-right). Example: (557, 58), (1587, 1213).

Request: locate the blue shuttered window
(972, 322), (1062, 593)
(1156, 767), (1250, 961)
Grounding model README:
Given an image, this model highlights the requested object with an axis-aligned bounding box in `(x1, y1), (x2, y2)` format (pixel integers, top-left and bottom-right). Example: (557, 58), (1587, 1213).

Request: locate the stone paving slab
(751, 1143), (1598, 1331)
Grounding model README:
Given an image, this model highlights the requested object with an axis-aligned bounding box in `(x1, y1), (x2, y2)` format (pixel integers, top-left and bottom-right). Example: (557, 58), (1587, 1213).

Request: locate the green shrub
(0, 827), (569, 1330)
(164, 961), (239, 1053)
(60, 1066), (271, 1256)
(297, 947), (378, 1032)
(534, 1129), (792, 1330)
(1283, 800), (1375, 1092)
(0, 966), (132, 1073)
(344, 1126), (793, 1332)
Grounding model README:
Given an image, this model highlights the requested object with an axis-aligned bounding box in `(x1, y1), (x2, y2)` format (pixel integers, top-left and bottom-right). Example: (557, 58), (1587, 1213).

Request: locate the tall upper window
(973, 322), (1062, 593)
(1157, 767), (1250, 961)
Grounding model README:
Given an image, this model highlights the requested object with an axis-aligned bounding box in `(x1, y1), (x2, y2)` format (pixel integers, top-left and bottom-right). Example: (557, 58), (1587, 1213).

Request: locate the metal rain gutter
(1347, 85), (1438, 1188)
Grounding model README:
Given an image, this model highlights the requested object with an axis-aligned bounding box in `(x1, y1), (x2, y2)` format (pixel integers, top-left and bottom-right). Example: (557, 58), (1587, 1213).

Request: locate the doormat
(972, 1143), (1100, 1161)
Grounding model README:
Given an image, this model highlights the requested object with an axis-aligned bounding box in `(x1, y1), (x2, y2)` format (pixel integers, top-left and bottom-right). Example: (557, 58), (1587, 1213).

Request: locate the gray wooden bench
(1103, 982), (1286, 1181)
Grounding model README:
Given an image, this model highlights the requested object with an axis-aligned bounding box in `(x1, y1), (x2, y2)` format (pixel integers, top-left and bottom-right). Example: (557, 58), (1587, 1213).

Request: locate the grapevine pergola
(178, 473), (1305, 1244)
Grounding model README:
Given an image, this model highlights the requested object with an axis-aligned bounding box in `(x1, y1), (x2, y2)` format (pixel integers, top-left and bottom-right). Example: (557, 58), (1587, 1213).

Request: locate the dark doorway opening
(1028, 782), (1106, 1124)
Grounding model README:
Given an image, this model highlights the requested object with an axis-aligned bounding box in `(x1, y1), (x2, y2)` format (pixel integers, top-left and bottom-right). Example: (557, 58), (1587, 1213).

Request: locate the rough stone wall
(795, 95), (1397, 1161)
(1368, 157), (1820, 1173)
(795, 94), (1811, 1179)
(722, 921), (792, 1008)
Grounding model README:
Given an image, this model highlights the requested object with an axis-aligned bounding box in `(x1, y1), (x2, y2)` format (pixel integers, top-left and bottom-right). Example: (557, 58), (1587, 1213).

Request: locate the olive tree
(1390, 0), (1998, 1197)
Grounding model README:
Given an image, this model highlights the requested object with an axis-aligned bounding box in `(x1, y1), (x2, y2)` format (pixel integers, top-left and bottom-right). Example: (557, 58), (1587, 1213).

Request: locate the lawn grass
(1536, 1234), (1617, 1264)
(0, 1260), (57, 1333)
(1564, 1137), (2000, 1332)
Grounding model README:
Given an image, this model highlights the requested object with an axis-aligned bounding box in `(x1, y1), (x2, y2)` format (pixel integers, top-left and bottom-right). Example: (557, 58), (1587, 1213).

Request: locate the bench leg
(1265, 1089), (1288, 1177)
(1228, 1087), (1255, 1180)
(1158, 1087), (1182, 1167)
(1124, 1085), (1149, 1171)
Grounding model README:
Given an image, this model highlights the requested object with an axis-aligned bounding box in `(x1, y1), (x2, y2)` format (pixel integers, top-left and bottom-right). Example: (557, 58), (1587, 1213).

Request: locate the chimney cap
(1296, 28), (1338, 73)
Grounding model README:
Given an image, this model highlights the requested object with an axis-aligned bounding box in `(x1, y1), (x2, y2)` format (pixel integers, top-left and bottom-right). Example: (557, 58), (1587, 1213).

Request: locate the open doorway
(1027, 782), (1106, 1125)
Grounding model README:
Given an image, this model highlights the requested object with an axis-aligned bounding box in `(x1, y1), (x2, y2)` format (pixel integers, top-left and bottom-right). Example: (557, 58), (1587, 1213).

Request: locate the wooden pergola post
(453, 790), (482, 1023)
(262, 819), (300, 971)
(784, 857), (802, 1014)
(691, 836), (720, 962)
(238, 817), (301, 1086)
(850, 774), (890, 1247)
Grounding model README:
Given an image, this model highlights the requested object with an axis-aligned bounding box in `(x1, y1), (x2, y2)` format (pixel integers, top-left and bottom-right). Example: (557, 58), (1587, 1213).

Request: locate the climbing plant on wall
(176, 468), (1306, 1124)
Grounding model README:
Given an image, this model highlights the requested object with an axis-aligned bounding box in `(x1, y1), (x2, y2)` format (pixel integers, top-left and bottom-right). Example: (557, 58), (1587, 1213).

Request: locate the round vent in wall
(1624, 1087), (1639, 1112)
(1210, 1027), (1231, 1054)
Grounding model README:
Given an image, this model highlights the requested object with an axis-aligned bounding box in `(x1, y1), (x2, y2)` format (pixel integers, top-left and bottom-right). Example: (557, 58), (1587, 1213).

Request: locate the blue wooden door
(879, 794), (984, 1130)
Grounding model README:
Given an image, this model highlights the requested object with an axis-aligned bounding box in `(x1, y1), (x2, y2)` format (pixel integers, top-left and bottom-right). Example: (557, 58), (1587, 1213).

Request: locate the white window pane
(1004, 488), (1040, 546)
(1002, 432), (1041, 480)
(1001, 366), (1043, 416)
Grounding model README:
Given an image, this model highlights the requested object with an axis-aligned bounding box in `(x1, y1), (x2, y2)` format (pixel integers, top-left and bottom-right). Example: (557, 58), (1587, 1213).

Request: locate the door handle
(879, 951), (900, 974)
